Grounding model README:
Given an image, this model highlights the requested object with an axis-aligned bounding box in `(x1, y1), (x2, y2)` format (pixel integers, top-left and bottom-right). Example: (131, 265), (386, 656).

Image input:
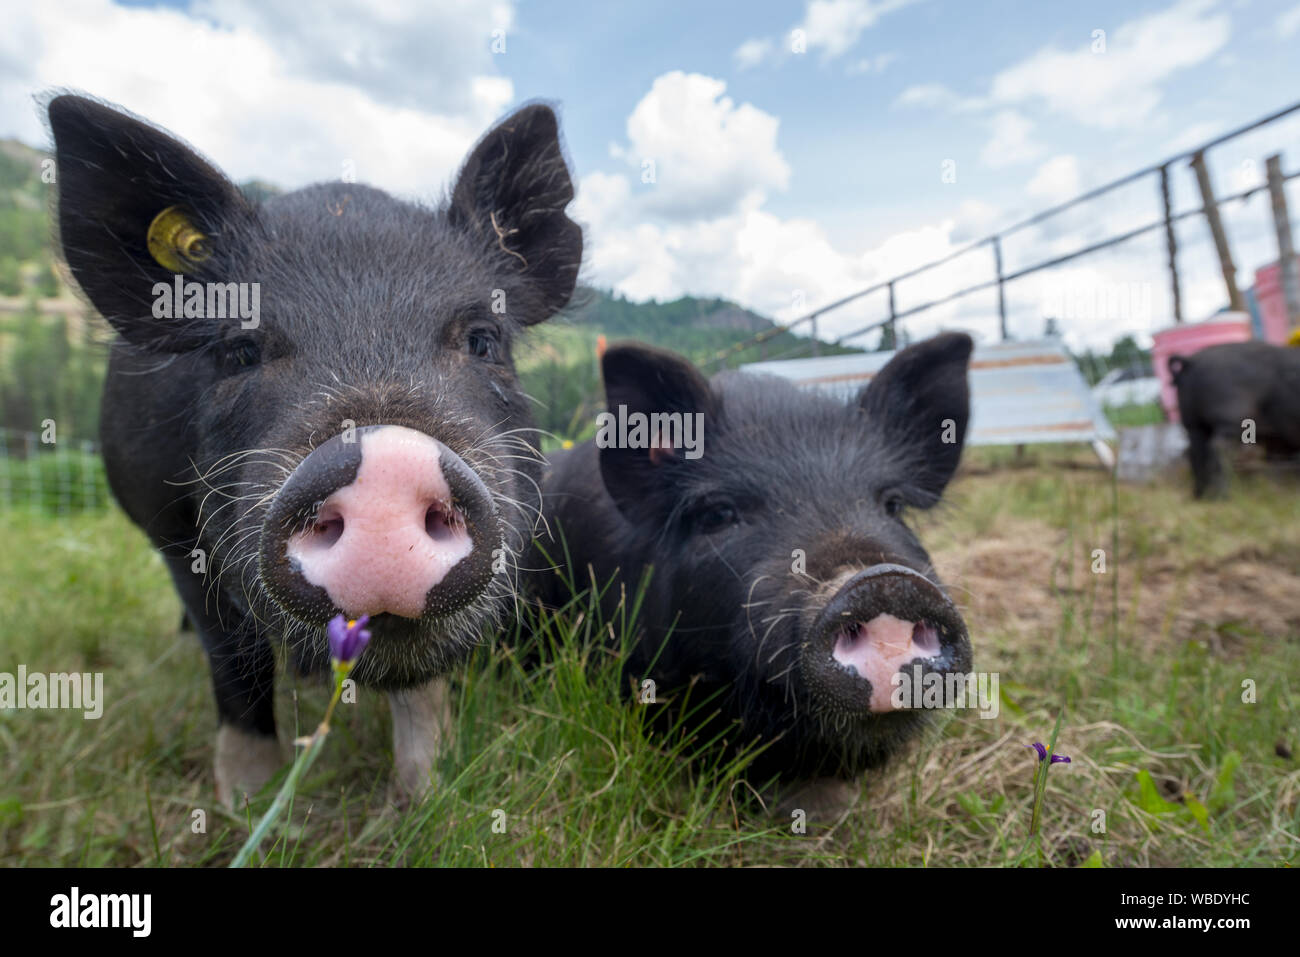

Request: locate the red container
(1253, 258), (1299, 345)
(1151, 315), (1252, 422)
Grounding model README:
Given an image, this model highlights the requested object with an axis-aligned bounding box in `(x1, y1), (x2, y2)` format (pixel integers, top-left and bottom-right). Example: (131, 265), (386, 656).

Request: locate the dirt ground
(934, 513), (1300, 656)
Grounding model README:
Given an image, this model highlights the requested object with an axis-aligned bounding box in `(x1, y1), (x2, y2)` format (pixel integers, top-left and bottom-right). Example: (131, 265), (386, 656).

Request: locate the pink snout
(260, 425), (497, 623)
(832, 614), (942, 712)
(801, 563), (971, 715)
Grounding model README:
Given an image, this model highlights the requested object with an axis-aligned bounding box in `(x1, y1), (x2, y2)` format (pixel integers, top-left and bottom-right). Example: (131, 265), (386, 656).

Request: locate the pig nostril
(912, 621), (940, 655)
(309, 513), (345, 548)
(424, 502), (463, 543)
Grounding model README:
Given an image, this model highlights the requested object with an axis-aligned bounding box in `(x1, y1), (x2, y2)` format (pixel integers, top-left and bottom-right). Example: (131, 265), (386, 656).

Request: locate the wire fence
(707, 99), (1300, 369)
(0, 427), (110, 513)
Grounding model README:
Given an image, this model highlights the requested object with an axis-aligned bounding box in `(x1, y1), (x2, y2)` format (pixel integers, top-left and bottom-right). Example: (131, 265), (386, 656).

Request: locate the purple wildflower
(1027, 742), (1070, 764)
(327, 614), (371, 664)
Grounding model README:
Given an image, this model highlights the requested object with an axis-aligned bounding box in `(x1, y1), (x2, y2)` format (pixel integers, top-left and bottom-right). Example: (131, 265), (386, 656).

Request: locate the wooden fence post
(1190, 150), (1245, 312)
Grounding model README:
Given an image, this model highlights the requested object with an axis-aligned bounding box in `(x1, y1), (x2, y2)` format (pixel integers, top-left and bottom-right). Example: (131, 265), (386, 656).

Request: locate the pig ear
(47, 94), (252, 351)
(856, 332), (973, 506)
(598, 343), (716, 524)
(449, 103), (582, 322)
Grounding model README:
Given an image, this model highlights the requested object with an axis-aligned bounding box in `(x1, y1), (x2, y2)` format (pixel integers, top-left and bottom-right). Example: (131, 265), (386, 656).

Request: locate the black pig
(48, 94), (582, 805)
(531, 334), (975, 812)
(1169, 341), (1300, 498)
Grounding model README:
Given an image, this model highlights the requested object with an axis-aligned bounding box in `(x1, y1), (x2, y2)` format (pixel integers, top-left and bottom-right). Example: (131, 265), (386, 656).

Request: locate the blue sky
(4, 0), (1300, 348)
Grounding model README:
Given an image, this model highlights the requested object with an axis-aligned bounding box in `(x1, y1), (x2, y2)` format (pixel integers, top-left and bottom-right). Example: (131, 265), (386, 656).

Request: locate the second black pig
(1169, 341), (1300, 497)
(532, 334), (976, 807)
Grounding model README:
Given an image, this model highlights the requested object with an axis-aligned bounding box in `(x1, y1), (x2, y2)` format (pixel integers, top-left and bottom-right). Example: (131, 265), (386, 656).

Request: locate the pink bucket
(1151, 315), (1252, 422)
(1253, 259), (1299, 345)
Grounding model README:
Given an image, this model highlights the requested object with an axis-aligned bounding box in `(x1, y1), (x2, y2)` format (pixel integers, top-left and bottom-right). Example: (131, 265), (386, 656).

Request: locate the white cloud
(577, 75), (861, 325)
(1277, 3), (1300, 38)
(739, 0), (919, 69)
(980, 111), (1045, 168)
(1162, 120), (1222, 154)
(949, 199), (1002, 243)
(612, 72), (790, 221)
(577, 72), (1005, 344)
(733, 37), (774, 70)
(793, 0), (920, 61)
(895, 0), (1230, 132)
(845, 52), (900, 75)
(194, 0), (513, 114)
(988, 0), (1230, 129)
(893, 83), (986, 112)
(0, 0), (515, 199)
(1026, 155), (1081, 204)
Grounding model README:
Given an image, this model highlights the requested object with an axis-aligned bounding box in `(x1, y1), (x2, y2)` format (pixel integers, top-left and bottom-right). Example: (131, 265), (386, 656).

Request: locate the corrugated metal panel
(741, 338), (1116, 447)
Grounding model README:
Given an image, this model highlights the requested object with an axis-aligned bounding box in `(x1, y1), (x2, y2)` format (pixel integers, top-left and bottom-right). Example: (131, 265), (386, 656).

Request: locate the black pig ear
(47, 94), (252, 351)
(449, 103), (582, 322)
(856, 332), (973, 506)
(598, 343), (716, 525)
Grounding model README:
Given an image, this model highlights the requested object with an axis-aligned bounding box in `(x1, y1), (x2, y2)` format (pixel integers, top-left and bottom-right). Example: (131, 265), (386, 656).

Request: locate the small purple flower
(1027, 742), (1070, 764)
(327, 614), (371, 664)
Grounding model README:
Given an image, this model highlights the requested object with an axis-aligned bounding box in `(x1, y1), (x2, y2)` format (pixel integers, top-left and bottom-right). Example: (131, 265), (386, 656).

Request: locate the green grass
(1103, 401), (1166, 428)
(0, 455), (1296, 867)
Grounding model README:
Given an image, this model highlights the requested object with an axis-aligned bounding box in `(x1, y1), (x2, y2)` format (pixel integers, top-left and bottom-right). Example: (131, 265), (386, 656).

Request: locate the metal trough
(741, 337), (1117, 466)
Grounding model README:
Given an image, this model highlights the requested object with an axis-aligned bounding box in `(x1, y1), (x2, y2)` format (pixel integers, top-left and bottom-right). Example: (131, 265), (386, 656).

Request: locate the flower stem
(229, 667), (349, 868)
(1016, 707), (1066, 867)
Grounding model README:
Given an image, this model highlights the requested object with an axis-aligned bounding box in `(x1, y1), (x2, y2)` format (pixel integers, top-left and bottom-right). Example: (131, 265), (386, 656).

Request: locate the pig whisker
(173, 447), (302, 487)
(703, 538), (746, 588)
(194, 482), (277, 540)
(755, 612), (794, 668)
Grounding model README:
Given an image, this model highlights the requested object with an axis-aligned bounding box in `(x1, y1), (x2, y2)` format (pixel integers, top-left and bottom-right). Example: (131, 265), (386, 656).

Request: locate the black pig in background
(47, 94), (582, 806)
(1169, 341), (1300, 498)
(531, 334), (976, 816)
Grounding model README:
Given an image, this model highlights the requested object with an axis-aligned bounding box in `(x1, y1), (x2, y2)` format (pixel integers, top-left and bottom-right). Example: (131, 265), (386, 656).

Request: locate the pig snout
(801, 563), (971, 714)
(259, 425), (499, 623)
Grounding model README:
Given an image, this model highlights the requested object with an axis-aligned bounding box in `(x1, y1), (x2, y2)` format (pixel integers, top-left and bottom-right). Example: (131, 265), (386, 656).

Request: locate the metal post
(992, 236), (1008, 339)
(1265, 154), (1300, 330)
(82, 439), (96, 510)
(1190, 150), (1245, 312)
(886, 281), (897, 350)
(1159, 164), (1183, 323)
(810, 314), (820, 357)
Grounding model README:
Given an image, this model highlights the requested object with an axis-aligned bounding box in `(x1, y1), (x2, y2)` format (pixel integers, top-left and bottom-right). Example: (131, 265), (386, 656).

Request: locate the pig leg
(162, 556), (282, 810)
(1185, 422), (1223, 499)
(388, 677), (452, 804)
(768, 777), (859, 823)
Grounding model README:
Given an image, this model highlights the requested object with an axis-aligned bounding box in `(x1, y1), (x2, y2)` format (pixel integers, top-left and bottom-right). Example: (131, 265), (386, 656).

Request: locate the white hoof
(214, 725), (283, 811)
(388, 677), (452, 805)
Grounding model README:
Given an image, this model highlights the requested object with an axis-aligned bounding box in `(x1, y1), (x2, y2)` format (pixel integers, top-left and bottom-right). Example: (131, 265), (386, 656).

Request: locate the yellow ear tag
(147, 206), (210, 273)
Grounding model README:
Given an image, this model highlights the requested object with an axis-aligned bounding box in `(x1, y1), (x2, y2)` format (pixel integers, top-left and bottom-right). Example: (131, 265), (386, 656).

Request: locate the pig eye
(219, 337), (261, 374)
(466, 327), (501, 362)
(693, 501), (739, 534)
(881, 490), (906, 518)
